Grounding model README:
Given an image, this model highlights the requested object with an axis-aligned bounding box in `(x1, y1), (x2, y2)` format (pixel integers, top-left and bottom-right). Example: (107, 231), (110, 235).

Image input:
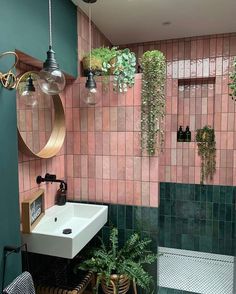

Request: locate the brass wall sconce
(0, 51), (19, 90)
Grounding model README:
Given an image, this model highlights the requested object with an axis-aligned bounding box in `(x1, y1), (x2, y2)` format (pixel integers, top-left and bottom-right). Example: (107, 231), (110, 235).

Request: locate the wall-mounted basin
(21, 202), (108, 259)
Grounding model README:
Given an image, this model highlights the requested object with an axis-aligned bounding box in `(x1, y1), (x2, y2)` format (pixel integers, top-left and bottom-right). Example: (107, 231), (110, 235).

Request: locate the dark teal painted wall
(0, 0), (77, 289)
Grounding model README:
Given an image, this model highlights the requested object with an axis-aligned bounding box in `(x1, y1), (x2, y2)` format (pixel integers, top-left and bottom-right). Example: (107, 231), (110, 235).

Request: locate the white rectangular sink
(21, 202), (108, 259)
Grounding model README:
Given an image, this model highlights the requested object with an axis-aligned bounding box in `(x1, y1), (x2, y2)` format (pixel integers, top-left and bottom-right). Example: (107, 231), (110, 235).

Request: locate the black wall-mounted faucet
(36, 173), (67, 190)
(36, 173), (67, 205)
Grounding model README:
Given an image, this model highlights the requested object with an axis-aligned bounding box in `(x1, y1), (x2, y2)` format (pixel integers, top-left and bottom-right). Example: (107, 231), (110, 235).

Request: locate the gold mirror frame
(17, 72), (66, 159)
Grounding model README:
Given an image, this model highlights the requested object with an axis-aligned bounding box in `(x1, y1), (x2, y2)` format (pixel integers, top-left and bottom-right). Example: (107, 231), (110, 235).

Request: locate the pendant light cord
(49, 0), (53, 49)
(89, 4), (92, 69)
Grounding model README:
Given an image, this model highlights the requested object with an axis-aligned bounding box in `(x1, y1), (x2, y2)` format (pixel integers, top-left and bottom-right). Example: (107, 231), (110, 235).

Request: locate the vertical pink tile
(103, 179), (110, 203)
(117, 180), (126, 204)
(118, 132), (126, 155)
(103, 132), (110, 155)
(110, 132), (118, 155)
(110, 180), (118, 204)
(103, 156), (110, 179)
(103, 107), (110, 131)
(87, 108), (95, 131)
(142, 182), (150, 207)
(88, 178), (96, 201)
(126, 132), (134, 156)
(142, 157), (150, 181)
(133, 181), (142, 206)
(150, 182), (158, 208)
(126, 181), (134, 205)
(126, 157), (134, 180)
(118, 156), (126, 180)
(95, 156), (103, 179)
(96, 179), (103, 202)
(110, 107), (118, 131)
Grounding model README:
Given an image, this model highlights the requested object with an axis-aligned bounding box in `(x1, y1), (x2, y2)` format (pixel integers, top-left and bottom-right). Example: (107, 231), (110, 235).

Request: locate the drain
(63, 228), (72, 234)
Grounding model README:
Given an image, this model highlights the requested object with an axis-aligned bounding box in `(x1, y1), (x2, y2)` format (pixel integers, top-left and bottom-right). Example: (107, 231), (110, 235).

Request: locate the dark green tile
(225, 204), (232, 221)
(150, 207), (159, 232)
(207, 185), (213, 202)
(206, 202), (213, 220)
(213, 186), (220, 203)
(219, 204), (225, 221)
(126, 206), (133, 230)
(118, 205), (125, 229)
(200, 185), (207, 201)
(194, 185), (201, 201)
(110, 204), (118, 227)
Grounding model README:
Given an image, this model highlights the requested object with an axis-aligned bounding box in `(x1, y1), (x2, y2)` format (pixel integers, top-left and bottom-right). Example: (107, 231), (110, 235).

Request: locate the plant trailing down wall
(140, 50), (166, 155)
(196, 125), (216, 184)
(229, 57), (236, 101)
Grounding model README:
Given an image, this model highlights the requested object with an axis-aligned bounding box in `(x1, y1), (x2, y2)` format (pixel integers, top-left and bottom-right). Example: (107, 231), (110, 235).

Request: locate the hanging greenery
(229, 57), (236, 101)
(110, 48), (136, 93)
(196, 125), (216, 185)
(140, 50), (166, 155)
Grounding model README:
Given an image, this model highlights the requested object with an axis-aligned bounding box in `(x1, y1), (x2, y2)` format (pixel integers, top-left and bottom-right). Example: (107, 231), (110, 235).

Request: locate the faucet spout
(36, 173), (67, 191)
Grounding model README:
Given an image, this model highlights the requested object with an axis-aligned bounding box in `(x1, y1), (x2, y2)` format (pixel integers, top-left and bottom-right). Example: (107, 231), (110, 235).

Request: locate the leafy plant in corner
(110, 48), (136, 93)
(140, 50), (166, 155)
(76, 227), (157, 294)
(196, 125), (216, 184)
(229, 57), (236, 101)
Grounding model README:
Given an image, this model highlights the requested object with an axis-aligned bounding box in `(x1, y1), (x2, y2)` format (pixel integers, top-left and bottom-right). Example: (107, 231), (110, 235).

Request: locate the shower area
(155, 43), (236, 293)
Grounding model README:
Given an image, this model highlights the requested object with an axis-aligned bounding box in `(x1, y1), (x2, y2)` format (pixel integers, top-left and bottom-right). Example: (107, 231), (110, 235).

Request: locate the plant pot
(101, 274), (130, 294)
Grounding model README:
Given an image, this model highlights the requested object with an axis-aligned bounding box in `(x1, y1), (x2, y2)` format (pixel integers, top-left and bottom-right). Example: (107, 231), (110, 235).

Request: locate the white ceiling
(73, 0), (236, 45)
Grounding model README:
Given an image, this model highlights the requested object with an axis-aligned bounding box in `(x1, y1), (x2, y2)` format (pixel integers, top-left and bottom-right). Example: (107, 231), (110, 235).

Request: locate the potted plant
(82, 47), (116, 76)
(109, 48), (136, 93)
(196, 125), (216, 184)
(229, 57), (236, 101)
(140, 50), (166, 156)
(76, 228), (157, 294)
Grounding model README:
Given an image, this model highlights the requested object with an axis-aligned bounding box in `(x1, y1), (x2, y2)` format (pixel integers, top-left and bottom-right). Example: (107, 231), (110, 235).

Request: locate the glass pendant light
(38, 0), (66, 95)
(83, 0), (100, 106)
(21, 75), (38, 108)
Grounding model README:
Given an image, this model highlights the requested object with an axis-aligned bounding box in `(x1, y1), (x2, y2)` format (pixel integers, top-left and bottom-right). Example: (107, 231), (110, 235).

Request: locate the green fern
(76, 228), (158, 293)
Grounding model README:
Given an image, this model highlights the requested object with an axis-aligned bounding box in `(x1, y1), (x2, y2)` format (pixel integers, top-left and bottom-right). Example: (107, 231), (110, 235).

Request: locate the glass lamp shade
(38, 68), (66, 95)
(83, 87), (100, 106)
(21, 89), (38, 108)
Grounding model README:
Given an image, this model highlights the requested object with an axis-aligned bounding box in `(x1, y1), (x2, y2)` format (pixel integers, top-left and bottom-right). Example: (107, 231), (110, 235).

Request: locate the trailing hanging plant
(110, 48), (136, 93)
(229, 57), (236, 101)
(140, 50), (166, 155)
(196, 125), (216, 185)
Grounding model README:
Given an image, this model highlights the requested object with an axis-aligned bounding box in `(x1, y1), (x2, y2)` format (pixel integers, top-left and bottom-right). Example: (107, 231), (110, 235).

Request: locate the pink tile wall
(66, 75), (159, 207)
(122, 33), (236, 185)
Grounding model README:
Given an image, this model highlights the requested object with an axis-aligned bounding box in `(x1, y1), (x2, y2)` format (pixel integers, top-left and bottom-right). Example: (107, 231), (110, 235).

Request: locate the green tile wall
(159, 183), (235, 256)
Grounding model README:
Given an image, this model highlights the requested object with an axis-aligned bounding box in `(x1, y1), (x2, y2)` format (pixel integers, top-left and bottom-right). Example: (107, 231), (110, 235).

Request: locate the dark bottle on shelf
(177, 126), (184, 142)
(185, 126), (191, 142)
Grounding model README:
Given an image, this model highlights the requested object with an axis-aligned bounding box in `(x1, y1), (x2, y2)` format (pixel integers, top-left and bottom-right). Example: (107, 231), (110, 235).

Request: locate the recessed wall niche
(177, 77), (216, 141)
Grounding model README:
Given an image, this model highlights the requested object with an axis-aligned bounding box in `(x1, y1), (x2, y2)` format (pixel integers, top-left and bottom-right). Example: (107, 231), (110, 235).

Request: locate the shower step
(158, 247), (234, 294)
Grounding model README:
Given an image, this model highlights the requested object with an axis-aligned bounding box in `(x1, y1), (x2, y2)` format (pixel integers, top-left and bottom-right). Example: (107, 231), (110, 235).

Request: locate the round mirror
(16, 71), (65, 158)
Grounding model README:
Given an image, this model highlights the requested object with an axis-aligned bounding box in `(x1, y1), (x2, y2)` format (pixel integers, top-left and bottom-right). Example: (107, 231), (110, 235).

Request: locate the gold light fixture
(0, 51), (18, 90)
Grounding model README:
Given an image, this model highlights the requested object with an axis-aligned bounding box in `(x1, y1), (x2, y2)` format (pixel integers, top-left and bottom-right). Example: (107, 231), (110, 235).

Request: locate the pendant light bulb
(38, 0), (66, 95)
(20, 75), (38, 108)
(84, 70), (99, 106)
